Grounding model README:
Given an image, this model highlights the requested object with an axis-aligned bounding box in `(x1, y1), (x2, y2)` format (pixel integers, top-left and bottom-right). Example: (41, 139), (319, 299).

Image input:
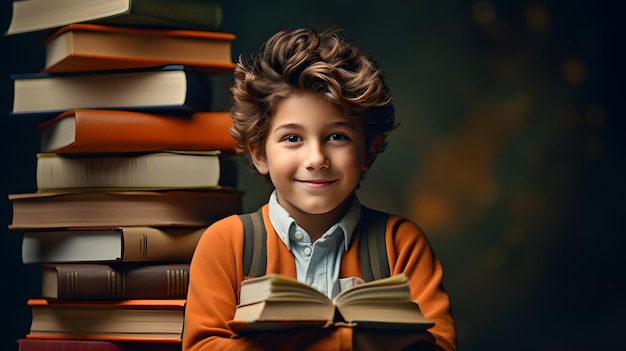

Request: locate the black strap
(240, 208), (266, 277)
(240, 206), (390, 281)
(358, 207), (390, 282)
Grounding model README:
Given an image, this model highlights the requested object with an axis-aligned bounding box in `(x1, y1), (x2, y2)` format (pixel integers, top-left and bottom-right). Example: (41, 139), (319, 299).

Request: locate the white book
(36, 151), (225, 191)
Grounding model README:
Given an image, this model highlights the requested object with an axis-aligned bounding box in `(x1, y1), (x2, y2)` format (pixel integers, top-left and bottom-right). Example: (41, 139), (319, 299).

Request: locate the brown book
(17, 338), (181, 351)
(6, 0), (222, 36)
(21, 227), (204, 264)
(26, 298), (186, 342)
(42, 24), (235, 74)
(36, 151), (236, 192)
(11, 65), (212, 118)
(38, 109), (237, 154)
(8, 190), (242, 230)
(41, 263), (190, 299)
(228, 273), (434, 334)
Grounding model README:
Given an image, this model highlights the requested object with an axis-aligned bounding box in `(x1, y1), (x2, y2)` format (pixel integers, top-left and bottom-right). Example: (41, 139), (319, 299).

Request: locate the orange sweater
(183, 205), (457, 351)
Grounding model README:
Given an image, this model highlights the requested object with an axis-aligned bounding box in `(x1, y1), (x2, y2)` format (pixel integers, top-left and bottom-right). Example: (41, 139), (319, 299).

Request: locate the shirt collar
(268, 190), (361, 251)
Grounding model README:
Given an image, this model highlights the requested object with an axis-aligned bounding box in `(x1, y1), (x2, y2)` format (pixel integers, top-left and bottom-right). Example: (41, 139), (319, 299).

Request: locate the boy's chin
(294, 198), (354, 217)
(276, 190), (355, 216)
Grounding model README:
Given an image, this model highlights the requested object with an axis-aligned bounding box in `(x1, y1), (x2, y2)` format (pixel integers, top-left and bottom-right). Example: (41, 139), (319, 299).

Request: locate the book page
(333, 273), (410, 305)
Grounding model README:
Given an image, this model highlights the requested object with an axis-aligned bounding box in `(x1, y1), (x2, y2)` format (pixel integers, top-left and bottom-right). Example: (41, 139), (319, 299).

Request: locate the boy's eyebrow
(272, 123), (301, 133)
(272, 121), (358, 133)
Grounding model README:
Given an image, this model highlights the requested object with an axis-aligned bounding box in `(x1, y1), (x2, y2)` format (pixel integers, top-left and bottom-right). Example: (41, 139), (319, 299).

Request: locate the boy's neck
(286, 195), (355, 242)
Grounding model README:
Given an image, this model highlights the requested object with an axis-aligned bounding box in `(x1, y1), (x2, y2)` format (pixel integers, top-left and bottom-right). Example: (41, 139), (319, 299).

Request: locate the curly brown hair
(229, 27), (397, 179)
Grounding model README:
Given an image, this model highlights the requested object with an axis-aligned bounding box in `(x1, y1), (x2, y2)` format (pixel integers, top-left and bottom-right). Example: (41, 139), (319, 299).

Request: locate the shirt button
(303, 247), (312, 256)
(294, 231), (304, 240)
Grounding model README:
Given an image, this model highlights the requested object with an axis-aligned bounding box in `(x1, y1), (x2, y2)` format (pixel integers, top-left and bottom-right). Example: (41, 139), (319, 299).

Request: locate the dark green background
(1, 1), (623, 350)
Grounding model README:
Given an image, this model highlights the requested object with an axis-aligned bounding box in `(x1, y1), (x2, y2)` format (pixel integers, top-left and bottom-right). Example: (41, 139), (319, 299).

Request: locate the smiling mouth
(297, 179), (336, 186)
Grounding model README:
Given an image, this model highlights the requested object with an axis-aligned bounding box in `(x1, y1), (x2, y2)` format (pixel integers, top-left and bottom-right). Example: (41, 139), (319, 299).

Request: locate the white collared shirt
(267, 190), (361, 298)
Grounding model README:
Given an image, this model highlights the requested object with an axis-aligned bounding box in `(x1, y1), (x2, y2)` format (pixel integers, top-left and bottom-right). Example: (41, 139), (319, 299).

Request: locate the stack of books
(5, 1), (242, 351)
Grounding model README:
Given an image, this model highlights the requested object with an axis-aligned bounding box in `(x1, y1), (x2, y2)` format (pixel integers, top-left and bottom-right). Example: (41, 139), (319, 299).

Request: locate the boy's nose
(303, 142), (329, 170)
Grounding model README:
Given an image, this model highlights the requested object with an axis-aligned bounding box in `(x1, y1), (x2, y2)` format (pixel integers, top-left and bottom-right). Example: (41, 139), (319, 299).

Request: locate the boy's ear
(248, 143), (269, 175)
(362, 136), (384, 172)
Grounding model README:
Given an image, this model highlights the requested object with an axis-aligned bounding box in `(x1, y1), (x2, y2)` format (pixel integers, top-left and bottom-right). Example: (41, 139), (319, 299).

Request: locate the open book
(228, 273), (434, 333)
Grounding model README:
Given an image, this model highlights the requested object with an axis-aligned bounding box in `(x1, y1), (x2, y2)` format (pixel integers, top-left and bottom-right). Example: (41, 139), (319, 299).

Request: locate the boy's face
(249, 92), (373, 217)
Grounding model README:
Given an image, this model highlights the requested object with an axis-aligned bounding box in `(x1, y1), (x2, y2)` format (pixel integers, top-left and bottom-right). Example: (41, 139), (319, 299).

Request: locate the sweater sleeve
(182, 213), (354, 351)
(386, 216), (458, 351)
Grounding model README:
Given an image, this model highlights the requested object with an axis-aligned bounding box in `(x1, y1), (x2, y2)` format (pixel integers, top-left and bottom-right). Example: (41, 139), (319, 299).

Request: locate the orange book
(38, 109), (237, 154)
(42, 24), (235, 74)
(26, 298), (185, 342)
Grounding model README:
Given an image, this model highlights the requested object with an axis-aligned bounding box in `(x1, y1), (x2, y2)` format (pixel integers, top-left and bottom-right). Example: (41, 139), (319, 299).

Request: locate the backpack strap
(239, 207), (267, 277)
(239, 206), (391, 281)
(358, 207), (390, 282)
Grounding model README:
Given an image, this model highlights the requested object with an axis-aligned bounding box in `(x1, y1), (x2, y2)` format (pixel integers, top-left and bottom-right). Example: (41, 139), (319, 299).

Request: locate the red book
(38, 109), (237, 154)
(17, 338), (181, 351)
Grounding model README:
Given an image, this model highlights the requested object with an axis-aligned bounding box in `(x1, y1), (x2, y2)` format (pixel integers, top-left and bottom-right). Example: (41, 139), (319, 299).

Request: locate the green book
(6, 0), (223, 36)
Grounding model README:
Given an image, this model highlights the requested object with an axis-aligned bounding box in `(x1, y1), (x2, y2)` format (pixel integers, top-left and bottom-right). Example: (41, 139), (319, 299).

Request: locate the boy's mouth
(296, 179), (336, 187)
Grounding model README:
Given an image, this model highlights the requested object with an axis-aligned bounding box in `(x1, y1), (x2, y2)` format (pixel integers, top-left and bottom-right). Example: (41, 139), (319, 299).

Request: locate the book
(17, 338), (182, 351)
(228, 273), (434, 334)
(6, 0), (223, 36)
(36, 151), (236, 191)
(39, 109), (237, 154)
(21, 227), (205, 264)
(11, 65), (213, 117)
(8, 190), (242, 229)
(42, 24), (235, 74)
(41, 263), (190, 299)
(26, 298), (186, 342)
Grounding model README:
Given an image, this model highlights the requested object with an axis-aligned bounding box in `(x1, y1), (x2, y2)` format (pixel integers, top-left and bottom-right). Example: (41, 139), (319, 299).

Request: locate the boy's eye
(328, 133), (348, 142)
(283, 135), (302, 143)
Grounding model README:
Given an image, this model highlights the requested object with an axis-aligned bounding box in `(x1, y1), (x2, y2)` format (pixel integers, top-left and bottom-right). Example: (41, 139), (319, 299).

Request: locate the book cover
(228, 273), (434, 334)
(26, 298), (186, 342)
(38, 109), (237, 154)
(41, 263), (190, 299)
(6, 0), (222, 36)
(11, 65), (213, 117)
(8, 190), (243, 229)
(43, 24), (235, 74)
(17, 338), (182, 351)
(36, 151), (234, 191)
(21, 227), (206, 264)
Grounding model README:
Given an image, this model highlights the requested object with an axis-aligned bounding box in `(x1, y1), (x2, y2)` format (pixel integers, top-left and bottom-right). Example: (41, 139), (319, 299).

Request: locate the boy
(183, 28), (457, 351)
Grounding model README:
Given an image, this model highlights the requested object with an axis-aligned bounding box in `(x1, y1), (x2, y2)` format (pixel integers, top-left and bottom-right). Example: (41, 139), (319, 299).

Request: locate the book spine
(54, 264), (122, 299)
(46, 264), (189, 300)
(123, 264), (189, 299)
(180, 67), (213, 111)
(121, 227), (205, 262)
